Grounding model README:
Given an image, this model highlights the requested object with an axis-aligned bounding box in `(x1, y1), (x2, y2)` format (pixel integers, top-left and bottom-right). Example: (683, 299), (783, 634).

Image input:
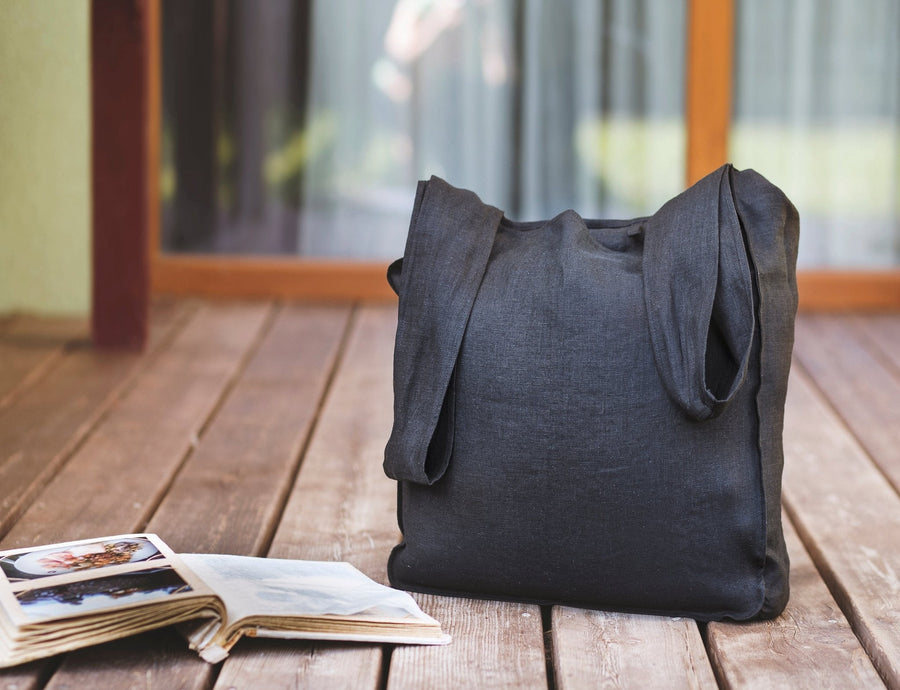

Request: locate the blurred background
(159, 0), (900, 266)
(1, 0), (898, 316)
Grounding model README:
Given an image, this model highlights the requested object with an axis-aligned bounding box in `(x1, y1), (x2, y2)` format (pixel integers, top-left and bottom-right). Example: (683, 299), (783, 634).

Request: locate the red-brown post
(91, 0), (157, 349)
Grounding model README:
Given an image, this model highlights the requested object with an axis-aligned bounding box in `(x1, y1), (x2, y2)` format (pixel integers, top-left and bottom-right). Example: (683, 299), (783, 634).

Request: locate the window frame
(90, 0), (900, 347)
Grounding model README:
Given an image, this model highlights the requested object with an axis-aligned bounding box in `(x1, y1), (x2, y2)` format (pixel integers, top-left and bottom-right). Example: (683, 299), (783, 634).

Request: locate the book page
(0, 535), (216, 625)
(178, 553), (448, 660)
(0, 534), (222, 668)
(178, 554), (434, 624)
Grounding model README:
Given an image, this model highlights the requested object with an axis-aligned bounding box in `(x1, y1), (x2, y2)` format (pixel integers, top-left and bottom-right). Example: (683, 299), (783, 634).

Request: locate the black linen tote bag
(383, 164), (799, 621)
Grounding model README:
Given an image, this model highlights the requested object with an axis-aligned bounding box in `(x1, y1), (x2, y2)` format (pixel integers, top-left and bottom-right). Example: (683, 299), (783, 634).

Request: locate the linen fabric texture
(383, 165), (799, 621)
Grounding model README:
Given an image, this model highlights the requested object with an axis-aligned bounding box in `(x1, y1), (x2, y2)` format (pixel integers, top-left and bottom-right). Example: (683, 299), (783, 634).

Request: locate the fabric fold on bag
(642, 164), (756, 421)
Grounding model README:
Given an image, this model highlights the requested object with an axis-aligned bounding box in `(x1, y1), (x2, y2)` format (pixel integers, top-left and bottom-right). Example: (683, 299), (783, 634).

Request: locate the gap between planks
(0, 301), (273, 549)
(706, 514), (883, 689)
(0, 300), (195, 542)
(1, 301), (276, 690)
(6, 307), (896, 689)
(0, 314), (90, 411)
(129, 301), (283, 535)
(781, 364), (900, 688)
(39, 303), (353, 690)
(792, 314), (900, 495)
(213, 305), (395, 690)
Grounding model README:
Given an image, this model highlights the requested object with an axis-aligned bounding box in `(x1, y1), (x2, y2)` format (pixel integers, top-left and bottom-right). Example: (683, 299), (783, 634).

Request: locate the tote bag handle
(385, 166), (758, 485)
(643, 164), (756, 422)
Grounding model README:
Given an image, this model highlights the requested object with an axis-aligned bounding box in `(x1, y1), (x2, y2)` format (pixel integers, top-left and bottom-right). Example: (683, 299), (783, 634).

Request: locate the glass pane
(731, 0), (900, 269)
(161, 0), (686, 259)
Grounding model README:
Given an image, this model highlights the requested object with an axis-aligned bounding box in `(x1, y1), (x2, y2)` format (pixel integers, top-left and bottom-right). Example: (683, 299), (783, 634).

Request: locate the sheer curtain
(298, 0), (686, 258)
(162, 0), (900, 266)
(731, 0), (900, 268)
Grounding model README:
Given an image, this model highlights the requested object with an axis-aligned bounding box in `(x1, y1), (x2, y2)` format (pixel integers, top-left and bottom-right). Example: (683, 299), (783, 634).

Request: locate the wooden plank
(0, 301), (189, 539)
(34, 304), (348, 690)
(212, 306), (397, 689)
(91, 0), (154, 349)
(685, 0), (734, 185)
(793, 314), (900, 493)
(152, 255), (396, 302)
(0, 344), (64, 412)
(854, 314), (900, 374)
(0, 316), (89, 411)
(0, 302), (269, 690)
(0, 301), (270, 549)
(43, 631), (210, 690)
(706, 517), (883, 689)
(214, 640), (383, 690)
(550, 609), (716, 689)
(782, 367), (900, 687)
(1, 315), (90, 341)
(0, 660), (54, 690)
(387, 596), (546, 690)
(262, 306), (400, 578)
(144, 303), (351, 554)
(0, 303), (190, 688)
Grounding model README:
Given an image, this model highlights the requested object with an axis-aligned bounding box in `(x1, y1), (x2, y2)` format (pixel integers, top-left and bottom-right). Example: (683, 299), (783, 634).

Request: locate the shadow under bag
(383, 165), (799, 621)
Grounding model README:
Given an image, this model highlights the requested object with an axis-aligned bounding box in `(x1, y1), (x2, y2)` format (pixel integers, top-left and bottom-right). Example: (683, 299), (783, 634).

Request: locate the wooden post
(91, 0), (157, 350)
(685, 0), (734, 185)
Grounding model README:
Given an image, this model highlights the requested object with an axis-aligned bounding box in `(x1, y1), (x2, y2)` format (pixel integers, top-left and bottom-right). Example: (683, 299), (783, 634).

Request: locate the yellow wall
(0, 0), (90, 316)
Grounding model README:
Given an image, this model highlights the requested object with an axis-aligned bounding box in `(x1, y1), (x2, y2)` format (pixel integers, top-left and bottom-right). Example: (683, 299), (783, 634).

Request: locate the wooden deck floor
(0, 300), (898, 689)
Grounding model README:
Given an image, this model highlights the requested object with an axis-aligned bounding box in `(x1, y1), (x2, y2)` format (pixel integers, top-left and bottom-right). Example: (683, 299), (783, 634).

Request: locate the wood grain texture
(213, 640), (383, 690)
(551, 609), (716, 689)
(205, 306), (396, 689)
(782, 366), (900, 687)
(0, 304), (189, 690)
(1, 302), (270, 548)
(36, 305), (349, 690)
(0, 343), (63, 411)
(0, 301), (189, 539)
(854, 314), (900, 375)
(0, 318), (81, 411)
(388, 595), (546, 690)
(793, 314), (900, 493)
(0, 661), (54, 690)
(264, 306), (399, 580)
(145, 303), (351, 554)
(706, 517), (883, 689)
(3, 304), (898, 687)
(0, 316), (91, 410)
(3, 303), (270, 690)
(42, 630), (211, 690)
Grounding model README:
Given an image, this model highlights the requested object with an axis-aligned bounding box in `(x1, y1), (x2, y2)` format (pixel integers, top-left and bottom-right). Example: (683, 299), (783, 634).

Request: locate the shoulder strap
(643, 164), (756, 421)
(384, 177), (503, 485)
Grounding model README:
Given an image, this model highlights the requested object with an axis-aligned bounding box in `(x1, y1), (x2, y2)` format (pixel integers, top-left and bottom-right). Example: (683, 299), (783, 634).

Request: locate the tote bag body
(384, 165), (799, 621)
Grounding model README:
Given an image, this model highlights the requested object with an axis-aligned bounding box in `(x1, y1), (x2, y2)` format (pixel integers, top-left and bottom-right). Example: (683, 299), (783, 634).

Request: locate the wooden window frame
(91, 0), (900, 348)
(686, 0), (900, 312)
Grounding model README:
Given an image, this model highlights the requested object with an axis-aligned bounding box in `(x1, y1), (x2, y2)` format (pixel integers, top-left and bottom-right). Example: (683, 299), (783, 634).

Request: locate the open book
(0, 534), (449, 668)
